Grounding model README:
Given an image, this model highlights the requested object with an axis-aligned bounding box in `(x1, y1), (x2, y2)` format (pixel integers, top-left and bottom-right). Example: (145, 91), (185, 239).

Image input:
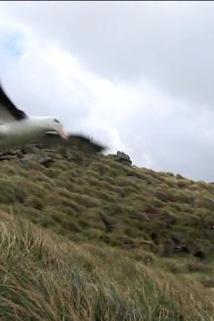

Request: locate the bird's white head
(39, 117), (68, 139)
(50, 118), (68, 139)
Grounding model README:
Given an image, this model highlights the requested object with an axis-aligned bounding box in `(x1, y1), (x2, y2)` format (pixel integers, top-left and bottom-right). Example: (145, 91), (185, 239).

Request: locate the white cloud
(0, 2), (214, 181)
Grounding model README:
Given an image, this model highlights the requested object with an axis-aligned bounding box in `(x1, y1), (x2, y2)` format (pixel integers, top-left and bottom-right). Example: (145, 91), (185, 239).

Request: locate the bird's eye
(54, 118), (60, 124)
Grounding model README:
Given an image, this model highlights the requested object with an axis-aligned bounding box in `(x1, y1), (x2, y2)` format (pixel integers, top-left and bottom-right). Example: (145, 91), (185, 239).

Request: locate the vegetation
(0, 210), (213, 321)
(0, 145), (213, 320)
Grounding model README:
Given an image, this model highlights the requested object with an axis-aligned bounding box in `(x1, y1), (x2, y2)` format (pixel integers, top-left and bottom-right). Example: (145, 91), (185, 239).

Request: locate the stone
(116, 151), (132, 166)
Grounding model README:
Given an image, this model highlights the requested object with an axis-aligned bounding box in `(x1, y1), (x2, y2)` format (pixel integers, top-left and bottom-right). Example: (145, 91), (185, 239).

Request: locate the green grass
(0, 210), (213, 321)
(0, 145), (213, 319)
(0, 147), (214, 260)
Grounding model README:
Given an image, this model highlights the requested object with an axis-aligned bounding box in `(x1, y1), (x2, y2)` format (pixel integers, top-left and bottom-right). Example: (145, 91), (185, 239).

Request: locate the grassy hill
(0, 144), (213, 320)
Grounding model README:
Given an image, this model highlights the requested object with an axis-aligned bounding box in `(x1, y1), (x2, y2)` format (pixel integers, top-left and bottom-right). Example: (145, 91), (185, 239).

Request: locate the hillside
(0, 144), (213, 320)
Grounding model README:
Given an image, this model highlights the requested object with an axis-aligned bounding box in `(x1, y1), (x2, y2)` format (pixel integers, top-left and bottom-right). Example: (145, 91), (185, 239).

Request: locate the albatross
(0, 83), (105, 153)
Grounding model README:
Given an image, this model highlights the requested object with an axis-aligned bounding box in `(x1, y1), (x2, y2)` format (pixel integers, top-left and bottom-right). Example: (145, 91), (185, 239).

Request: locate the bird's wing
(0, 83), (28, 123)
(38, 131), (106, 154)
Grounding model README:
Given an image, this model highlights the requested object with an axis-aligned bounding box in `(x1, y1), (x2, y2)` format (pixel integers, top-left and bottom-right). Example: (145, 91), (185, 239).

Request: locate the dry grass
(0, 146), (213, 319)
(0, 149), (213, 261)
(0, 210), (213, 321)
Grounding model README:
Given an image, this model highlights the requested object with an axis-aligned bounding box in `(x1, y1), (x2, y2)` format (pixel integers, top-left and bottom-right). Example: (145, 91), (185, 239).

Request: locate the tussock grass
(0, 211), (213, 321)
(0, 147), (213, 261)
(0, 147), (213, 319)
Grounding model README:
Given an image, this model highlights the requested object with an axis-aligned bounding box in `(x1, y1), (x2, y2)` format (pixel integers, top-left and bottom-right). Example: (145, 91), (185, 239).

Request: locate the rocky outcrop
(115, 151), (132, 166)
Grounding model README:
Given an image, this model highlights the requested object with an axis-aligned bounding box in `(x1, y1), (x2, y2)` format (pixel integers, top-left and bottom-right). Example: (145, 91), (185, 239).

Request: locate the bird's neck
(4, 118), (46, 136)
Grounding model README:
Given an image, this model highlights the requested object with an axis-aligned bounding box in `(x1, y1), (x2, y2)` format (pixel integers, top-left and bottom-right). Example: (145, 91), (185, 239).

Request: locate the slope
(0, 144), (212, 314)
(0, 210), (213, 321)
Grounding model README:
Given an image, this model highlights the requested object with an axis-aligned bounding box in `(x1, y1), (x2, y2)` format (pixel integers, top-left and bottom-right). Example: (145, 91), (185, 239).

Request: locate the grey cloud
(1, 2), (214, 181)
(1, 2), (214, 106)
(118, 102), (214, 181)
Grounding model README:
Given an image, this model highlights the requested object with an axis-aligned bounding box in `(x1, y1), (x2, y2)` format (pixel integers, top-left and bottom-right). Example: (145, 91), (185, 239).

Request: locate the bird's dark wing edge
(40, 132), (107, 153)
(0, 83), (27, 120)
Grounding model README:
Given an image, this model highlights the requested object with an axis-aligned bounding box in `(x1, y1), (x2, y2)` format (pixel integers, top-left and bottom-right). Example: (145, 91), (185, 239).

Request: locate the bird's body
(0, 83), (105, 153)
(0, 118), (50, 150)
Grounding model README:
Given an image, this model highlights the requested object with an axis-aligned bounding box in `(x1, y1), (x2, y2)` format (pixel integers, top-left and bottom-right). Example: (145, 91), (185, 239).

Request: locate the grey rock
(116, 151), (132, 166)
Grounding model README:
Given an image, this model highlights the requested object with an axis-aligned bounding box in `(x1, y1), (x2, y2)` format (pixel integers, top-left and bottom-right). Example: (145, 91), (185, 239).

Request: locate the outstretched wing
(0, 83), (27, 122)
(38, 132), (106, 154)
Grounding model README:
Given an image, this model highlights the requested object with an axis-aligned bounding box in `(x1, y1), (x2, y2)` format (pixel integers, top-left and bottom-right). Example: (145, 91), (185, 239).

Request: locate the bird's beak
(59, 127), (68, 139)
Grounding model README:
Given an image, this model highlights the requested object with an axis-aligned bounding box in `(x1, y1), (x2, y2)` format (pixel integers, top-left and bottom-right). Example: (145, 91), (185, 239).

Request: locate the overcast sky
(0, 1), (214, 181)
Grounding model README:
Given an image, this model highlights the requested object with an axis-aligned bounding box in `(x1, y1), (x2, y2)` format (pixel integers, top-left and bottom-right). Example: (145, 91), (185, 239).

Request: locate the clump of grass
(0, 147), (214, 292)
(0, 211), (213, 321)
(0, 177), (26, 204)
(25, 195), (44, 210)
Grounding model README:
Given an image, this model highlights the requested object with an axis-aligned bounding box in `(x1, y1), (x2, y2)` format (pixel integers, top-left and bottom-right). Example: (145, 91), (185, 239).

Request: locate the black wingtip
(43, 132), (107, 154)
(0, 81), (27, 120)
(69, 134), (107, 153)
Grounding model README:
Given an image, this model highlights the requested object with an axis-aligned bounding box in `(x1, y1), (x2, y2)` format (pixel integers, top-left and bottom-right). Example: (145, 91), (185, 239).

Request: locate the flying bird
(0, 83), (105, 153)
